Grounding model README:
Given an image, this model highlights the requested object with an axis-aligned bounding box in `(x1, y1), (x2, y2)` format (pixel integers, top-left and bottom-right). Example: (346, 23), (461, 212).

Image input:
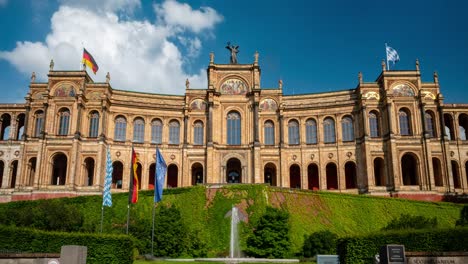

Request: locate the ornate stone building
(1, 53), (468, 202)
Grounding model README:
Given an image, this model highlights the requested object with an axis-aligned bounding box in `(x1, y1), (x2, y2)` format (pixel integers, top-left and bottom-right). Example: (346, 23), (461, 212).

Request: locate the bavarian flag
(128, 147), (139, 204)
(82, 48), (99, 74)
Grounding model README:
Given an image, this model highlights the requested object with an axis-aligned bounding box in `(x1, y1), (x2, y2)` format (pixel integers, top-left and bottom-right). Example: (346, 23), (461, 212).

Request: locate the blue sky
(0, 0), (467, 103)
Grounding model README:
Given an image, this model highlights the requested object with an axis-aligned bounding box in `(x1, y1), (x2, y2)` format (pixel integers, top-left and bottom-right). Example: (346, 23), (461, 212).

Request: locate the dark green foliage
(245, 207), (291, 258)
(0, 225), (136, 264)
(302, 230), (337, 257)
(153, 205), (189, 257)
(0, 199), (84, 232)
(382, 214), (438, 231)
(456, 205), (468, 226)
(337, 228), (468, 263)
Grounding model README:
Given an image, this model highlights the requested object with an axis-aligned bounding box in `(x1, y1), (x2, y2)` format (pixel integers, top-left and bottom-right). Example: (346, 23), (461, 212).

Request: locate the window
(151, 119), (163, 144)
(114, 116), (127, 141)
(58, 109), (70, 135)
(369, 111), (380, 137)
(264, 120), (275, 145)
(306, 119), (317, 144)
(169, 120), (180, 144)
(89, 111), (99, 138)
(323, 117), (336, 143)
(34, 111), (44, 138)
(341, 116), (354, 142)
(425, 111), (435, 138)
(133, 118), (145, 143)
(193, 121), (204, 145)
(288, 120), (299, 145)
(399, 109), (411, 135)
(227, 112), (241, 145)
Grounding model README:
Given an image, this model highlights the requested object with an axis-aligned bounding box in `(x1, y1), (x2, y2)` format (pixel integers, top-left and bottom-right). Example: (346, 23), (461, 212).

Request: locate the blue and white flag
(154, 147), (167, 203)
(102, 147), (113, 207)
(386, 44), (400, 64)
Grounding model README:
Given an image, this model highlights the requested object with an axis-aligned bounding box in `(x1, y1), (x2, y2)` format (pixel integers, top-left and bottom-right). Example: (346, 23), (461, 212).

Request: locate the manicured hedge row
(0, 225), (137, 264)
(337, 228), (468, 263)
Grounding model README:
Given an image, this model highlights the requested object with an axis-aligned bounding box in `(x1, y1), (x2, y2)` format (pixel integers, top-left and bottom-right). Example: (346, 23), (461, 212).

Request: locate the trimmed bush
(302, 230), (338, 257)
(455, 205), (468, 226)
(0, 225), (137, 264)
(337, 228), (468, 263)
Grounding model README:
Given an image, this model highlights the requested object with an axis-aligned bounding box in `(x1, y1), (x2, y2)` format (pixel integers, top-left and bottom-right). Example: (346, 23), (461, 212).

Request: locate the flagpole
(126, 204), (130, 234)
(151, 203), (156, 256)
(385, 43), (389, 71)
(100, 206), (104, 233)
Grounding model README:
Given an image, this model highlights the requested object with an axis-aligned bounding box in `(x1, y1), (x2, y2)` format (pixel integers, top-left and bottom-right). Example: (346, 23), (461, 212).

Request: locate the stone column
(75, 102), (83, 137)
(23, 106), (30, 140)
(207, 102), (213, 145)
(183, 115), (188, 146)
(279, 115), (284, 145)
(9, 113), (17, 140)
(253, 102), (259, 143)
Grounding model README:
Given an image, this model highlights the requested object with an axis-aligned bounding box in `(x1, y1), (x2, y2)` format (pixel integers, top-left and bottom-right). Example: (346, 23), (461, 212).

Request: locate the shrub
(302, 230), (338, 257)
(153, 205), (189, 257)
(245, 207), (291, 258)
(382, 214), (437, 230)
(455, 205), (468, 226)
(337, 228), (468, 263)
(0, 225), (136, 264)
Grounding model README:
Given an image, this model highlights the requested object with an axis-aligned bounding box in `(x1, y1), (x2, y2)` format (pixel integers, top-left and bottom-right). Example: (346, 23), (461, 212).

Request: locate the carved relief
(220, 79), (248, 95)
(33, 92), (45, 99)
(259, 98), (278, 111)
(190, 99), (207, 111)
(392, 83), (415, 97)
(88, 91), (101, 100)
(363, 91), (380, 100)
(54, 84), (76, 97)
(421, 91), (436, 100)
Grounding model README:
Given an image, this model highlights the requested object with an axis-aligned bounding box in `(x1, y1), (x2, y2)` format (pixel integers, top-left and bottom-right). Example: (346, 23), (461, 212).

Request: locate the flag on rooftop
(82, 48), (99, 74)
(385, 44), (400, 70)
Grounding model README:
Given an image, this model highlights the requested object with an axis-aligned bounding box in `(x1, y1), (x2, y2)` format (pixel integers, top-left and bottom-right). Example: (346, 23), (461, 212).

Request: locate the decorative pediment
(421, 91), (436, 100)
(190, 99), (207, 111)
(259, 98), (278, 111)
(33, 92), (45, 100)
(220, 78), (247, 95)
(392, 83), (415, 97)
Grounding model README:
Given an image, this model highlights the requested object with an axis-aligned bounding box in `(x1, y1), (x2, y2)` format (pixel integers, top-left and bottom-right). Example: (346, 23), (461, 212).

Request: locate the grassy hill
(0, 185), (463, 256)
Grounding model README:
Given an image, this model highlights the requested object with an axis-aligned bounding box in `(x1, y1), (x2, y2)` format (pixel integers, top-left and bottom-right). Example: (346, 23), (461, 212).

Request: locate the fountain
(229, 206), (241, 258)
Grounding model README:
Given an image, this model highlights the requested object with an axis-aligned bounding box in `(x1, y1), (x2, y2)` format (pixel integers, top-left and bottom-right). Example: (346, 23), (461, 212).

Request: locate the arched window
(151, 119), (163, 144)
(52, 153), (67, 185)
(326, 163), (338, 189)
(112, 161), (123, 189)
(399, 109), (411, 136)
(0, 113), (11, 140)
(89, 111), (100, 138)
(307, 163), (319, 190)
(452, 161), (461, 188)
(374, 158), (385, 186)
(16, 114), (25, 140)
(227, 111), (241, 145)
(341, 116), (354, 142)
(193, 121), (204, 145)
(133, 118), (145, 143)
(323, 117), (336, 143)
(114, 116), (127, 141)
(10, 160), (18, 188)
(34, 110), (44, 138)
(444, 114), (455, 140)
(432, 158), (443, 187)
(169, 120), (180, 144)
(0, 161), (4, 188)
(401, 153), (419, 185)
(289, 164), (301, 188)
(191, 163), (204, 185)
(306, 119), (317, 144)
(345, 162), (357, 189)
(264, 120), (275, 145)
(84, 157), (95, 186)
(58, 108), (70, 135)
(458, 114), (468, 141)
(288, 119), (299, 145)
(369, 111), (380, 137)
(425, 111), (435, 138)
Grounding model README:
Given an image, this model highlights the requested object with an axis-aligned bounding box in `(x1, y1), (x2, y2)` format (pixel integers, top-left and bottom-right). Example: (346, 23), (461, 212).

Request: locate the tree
(153, 205), (189, 257)
(382, 214), (437, 231)
(302, 230), (338, 258)
(246, 207), (291, 258)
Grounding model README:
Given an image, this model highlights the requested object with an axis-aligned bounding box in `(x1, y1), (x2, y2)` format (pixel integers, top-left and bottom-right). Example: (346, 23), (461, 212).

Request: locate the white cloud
(0, 0), (7, 8)
(155, 0), (223, 33)
(0, 0), (223, 95)
(57, 0), (141, 15)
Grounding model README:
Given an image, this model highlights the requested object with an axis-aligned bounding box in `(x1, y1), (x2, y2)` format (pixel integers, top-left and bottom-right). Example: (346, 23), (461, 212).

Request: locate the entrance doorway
(227, 158), (241, 183)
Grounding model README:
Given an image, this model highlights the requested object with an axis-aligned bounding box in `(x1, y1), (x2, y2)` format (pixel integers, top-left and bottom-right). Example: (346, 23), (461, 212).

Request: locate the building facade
(1, 53), (468, 202)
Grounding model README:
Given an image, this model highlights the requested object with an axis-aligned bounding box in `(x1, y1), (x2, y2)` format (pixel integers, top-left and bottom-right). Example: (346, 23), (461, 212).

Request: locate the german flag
(82, 48), (99, 74)
(128, 147), (139, 204)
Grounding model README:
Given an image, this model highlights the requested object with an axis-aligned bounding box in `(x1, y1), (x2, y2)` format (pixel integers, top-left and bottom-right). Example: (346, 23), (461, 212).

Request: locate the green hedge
(0, 225), (137, 264)
(337, 228), (468, 263)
